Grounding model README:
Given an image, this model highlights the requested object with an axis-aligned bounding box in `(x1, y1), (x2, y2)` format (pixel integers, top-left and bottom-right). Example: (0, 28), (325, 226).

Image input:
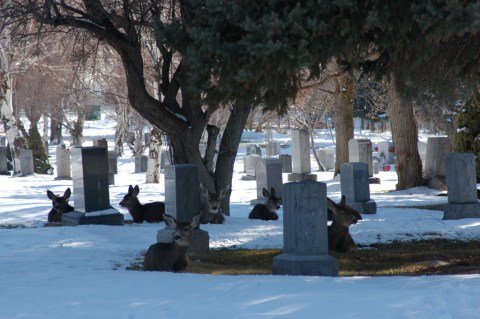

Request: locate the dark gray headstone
(340, 162), (376, 214)
(273, 179), (338, 276)
(0, 146), (9, 175)
(255, 158), (283, 200)
(443, 153), (480, 220)
(279, 154), (292, 173)
(0, 136), (6, 146)
(135, 155), (148, 173)
(19, 149), (34, 176)
(71, 147), (110, 212)
(160, 150), (171, 169)
(55, 144), (72, 180)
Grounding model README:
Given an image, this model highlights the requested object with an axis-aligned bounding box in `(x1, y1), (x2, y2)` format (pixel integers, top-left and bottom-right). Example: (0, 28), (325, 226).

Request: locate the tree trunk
(333, 76), (355, 175)
(50, 114), (62, 144)
(0, 34), (22, 176)
(386, 78), (423, 190)
(146, 129), (162, 184)
(203, 124), (220, 174)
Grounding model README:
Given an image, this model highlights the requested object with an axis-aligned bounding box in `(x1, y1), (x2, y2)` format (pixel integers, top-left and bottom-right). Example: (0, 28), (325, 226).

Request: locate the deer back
(47, 188), (74, 223)
(248, 187), (280, 221)
(119, 185), (164, 223)
(144, 213), (201, 272)
(199, 184), (230, 224)
(327, 196), (362, 253)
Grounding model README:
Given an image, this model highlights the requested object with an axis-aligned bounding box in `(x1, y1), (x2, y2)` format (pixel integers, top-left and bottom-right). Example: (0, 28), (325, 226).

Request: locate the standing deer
(119, 185), (165, 223)
(248, 187), (280, 221)
(199, 183), (230, 224)
(143, 213), (201, 272)
(327, 195), (362, 253)
(47, 188), (74, 223)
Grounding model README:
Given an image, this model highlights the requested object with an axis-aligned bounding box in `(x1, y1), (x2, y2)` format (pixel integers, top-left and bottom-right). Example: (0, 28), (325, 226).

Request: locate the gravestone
(266, 141), (281, 157)
(424, 137), (451, 178)
(92, 138), (108, 148)
(348, 139), (373, 177)
(279, 154), (292, 173)
(0, 136), (6, 146)
(443, 153), (480, 219)
(377, 141), (395, 165)
(19, 149), (34, 176)
(273, 179), (338, 276)
(317, 148), (335, 171)
(54, 144), (72, 180)
(0, 146), (9, 175)
(158, 164), (208, 253)
(62, 146), (124, 226)
(288, 129), (317, 181)
(135, 155), (148, 173)
(242, 153), (261, 180)
(246, 144), (262, 157)
(340, 162), (377, 214)
(107, 151), (117, 185)
(160, 150), (171, 169)
(252, 158), (283, 205)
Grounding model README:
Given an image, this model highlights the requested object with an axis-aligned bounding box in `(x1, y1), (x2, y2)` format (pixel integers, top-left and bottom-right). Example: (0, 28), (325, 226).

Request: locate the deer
(327, 195), (363, 253)
(199, 183), (230, 224)
(143, 213), (201, 272)
(248, 187), (280, 221)
(47, 188), (74, 223)
(119, 185), (165, 223)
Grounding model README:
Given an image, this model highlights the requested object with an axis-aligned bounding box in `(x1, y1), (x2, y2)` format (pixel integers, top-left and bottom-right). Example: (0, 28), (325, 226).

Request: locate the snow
(2, 119), (480, 318)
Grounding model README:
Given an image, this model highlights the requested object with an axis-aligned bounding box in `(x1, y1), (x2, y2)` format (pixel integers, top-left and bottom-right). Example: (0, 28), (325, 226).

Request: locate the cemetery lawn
(128, 239), (480, 276)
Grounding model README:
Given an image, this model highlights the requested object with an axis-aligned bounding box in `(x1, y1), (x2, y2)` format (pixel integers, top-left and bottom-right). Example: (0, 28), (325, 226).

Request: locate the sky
(1, 117), (480, 319)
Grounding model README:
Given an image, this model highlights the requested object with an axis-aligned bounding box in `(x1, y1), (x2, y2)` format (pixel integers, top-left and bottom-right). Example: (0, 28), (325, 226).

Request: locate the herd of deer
(46, 184), (362, 272)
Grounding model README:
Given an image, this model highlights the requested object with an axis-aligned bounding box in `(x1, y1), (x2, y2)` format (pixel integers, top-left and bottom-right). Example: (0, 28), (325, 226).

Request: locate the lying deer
(199, 183), (230, 224)
(327, 195), (362, 253)
(248, 187), (280, 221)
(119, 185), (164, 223)
(47, 188), (74, 223)
(143, 213), (201, 272)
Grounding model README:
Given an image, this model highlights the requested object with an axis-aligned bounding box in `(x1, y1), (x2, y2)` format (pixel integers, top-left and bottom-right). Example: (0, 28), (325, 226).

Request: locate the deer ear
(219, 185), (230, 199)
(262, 188), (270, 198)
(47, 190), (55, 200)
(327, 197), (337, 211)
(270, 187), (276, 196)
(133, 185), (140, 195)
(163, 214), (177, 228)
(191, 213), (202, 228)
(64, 188), (71, 198)
(200, 183), (209, 197)
(128, 185), (134, 194)
(339, 195), (347, 206)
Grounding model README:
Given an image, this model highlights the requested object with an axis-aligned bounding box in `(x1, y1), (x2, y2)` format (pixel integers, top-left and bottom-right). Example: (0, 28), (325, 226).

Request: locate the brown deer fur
(47, 188), (74, 223)
(119, 185), (165, 223)
(143, 213), (201, 272)
(199, 183), (230, 224)
(248, 187), (280, 221)
(327, 195), (362, 253)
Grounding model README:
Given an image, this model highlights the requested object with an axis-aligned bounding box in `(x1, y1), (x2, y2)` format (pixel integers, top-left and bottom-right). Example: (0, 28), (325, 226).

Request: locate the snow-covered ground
(1, 118), (479, 319)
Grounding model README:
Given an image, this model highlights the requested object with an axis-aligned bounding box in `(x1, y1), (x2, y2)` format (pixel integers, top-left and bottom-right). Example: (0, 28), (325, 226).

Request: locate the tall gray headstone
(255, 158), (283, 200)
(160, 164), (208, 253)
(443, 153), (480, 219)
(0, 136), (6, 146)
(318, 148), (335, 171)
(348, 139), (373, 177)
(243, 153), (261, 178)
(0, 146), (9, 175)
(135, 155), (148, 173)
(340, 162), (377, 214)
(55, 144), (72, 180)
(63, 146), (124, 226)
(160, 150), (171, 169)
(273, 179), (338, 276)
(266, 141), (281, 157)
(19, 149), (34, 176)
(288, 129), (316, 181)
(424, 137), (451, 178)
